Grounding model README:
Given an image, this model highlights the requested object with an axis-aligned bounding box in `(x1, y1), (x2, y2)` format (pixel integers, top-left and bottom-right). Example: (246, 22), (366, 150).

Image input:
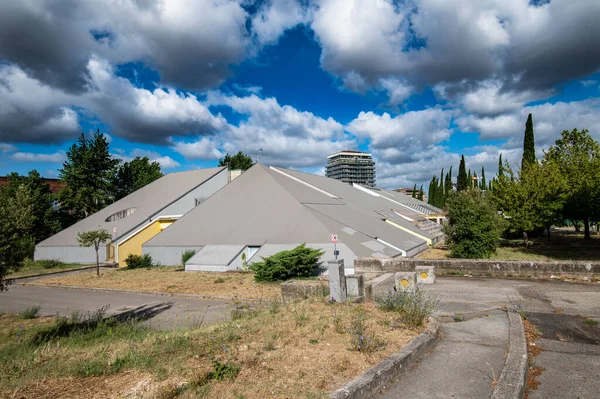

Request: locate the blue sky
(1, 0), (600, 190)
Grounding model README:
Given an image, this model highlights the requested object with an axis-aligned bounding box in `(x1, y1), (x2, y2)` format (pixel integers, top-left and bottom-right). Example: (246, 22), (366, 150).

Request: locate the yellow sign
(401, 279), (409, 287)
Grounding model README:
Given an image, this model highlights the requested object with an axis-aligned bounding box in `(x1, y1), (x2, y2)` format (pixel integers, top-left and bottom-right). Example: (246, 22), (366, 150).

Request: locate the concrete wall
(35, 246), (106, 264)
(159, 168), (228, 216)
(355, 258), (600, 281)
(143, 246), (202, 266)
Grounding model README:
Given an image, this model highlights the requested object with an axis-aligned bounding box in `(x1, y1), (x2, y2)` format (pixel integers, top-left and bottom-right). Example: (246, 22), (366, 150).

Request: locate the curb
(18, 283), (265, 302)
(9, 265), (115, 281)
(330, 317), (440, 399)
(490, 311), (528, 399)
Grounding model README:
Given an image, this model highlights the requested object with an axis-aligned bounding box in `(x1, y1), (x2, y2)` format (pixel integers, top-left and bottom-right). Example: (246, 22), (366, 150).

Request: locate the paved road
(380, 277), (600, 398)
(0, 284), (233, 330)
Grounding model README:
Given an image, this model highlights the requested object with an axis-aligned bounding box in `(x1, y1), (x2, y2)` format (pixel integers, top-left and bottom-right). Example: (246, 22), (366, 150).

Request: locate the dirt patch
(26, 268), (281, 300)
(523, 318), (544, 398)
(526, 312), (600, 345)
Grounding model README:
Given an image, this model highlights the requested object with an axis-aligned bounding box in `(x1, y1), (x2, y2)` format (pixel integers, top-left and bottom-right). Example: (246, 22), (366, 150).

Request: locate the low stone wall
(356, 258), (600, 281)
(280, 280), (329, 303)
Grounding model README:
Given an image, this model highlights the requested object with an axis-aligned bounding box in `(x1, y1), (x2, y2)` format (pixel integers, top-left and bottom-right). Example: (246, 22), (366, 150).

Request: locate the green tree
(3, 170), (60, 242)
(445, 166), (452, 204)
(412, 183), (417, 198)
(218, 151), (254, 170)
(112, 156), (163, 200)
(545, 129), (600, 239)
(443, 189), (506, 259)
(457, 155), (468, 191)
(417, 185), (424, 201)
(77, 229), (112, 276)
(480, 166), (486, 191)
(58, 131), (120, 221)
(522, 114), (536, 170)
(0, 185), (35, 291)
(493, 161), (567, 245)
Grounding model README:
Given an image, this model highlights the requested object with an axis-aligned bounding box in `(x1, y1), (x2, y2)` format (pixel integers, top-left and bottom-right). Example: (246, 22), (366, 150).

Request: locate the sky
(1, 0), (600, 191)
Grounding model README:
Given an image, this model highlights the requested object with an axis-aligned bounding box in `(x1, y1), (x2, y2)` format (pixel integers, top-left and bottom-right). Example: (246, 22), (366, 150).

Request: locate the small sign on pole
(331, 234), (339, 259)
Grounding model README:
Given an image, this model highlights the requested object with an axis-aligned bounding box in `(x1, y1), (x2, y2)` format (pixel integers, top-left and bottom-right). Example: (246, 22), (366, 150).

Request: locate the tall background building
(326, 150), (376, 188)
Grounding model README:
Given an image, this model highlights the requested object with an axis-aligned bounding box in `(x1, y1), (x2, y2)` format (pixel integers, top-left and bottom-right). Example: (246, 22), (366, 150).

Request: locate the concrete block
(415, 265), (436, 284)
(346, 274), (364, 298)
(280, 280), (329, 303)
(368, 273), (396, 299)
(328, 259), (347, 303)
(395, 272), (417, 291)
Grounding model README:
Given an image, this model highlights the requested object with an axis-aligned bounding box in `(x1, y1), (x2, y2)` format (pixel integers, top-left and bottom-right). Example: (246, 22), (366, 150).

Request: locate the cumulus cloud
(112, 148), (181, 170)
(171, 137), (224, 161)
(346, 108), (453, 163)
(0, 143), (17, 153)
(310, 0), (600, 102)
(84, 58), (228, 144)
(251, 0), (309, 46)
(457, 99), (600, 146)
(10, 151), (66, 163)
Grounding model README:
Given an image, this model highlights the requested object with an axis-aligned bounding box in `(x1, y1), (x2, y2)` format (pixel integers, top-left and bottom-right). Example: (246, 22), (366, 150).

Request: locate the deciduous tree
(218, 151), (254, 170)
(112, 156), (163, 200)
(77, 229), (112, 276)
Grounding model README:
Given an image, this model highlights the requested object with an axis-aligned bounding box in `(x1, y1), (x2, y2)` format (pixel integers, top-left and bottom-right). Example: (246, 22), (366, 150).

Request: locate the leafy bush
(348, 313), (384, 353)
(125, 253), (154, 269)
(208, 359), (240, 381)
(250, 244), (324, 282)
(181, 249), (196, 267)
(443, 189), (506, 258)
(19, 305), (41, 319)
(376, 288), (438, 328)
(36, 259), (63, 269)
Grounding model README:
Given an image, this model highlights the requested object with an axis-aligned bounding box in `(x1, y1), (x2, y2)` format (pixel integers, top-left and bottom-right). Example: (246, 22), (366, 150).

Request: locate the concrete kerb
(330, 317), (440, 399)
(490, 311), (528, 399)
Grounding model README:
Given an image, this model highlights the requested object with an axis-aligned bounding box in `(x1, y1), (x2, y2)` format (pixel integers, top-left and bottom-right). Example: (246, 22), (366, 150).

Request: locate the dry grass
(0, 299), (421, 399)
(27, 267), (281, 300)
(523, 318), (544, 397)
(418, 231), (600, 262)
(9, 262), (89, 278)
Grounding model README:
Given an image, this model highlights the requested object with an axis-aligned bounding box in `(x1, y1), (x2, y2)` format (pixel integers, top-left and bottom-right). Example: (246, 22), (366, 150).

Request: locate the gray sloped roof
(145, 164), (428, 258)
(38, 167), (226, 247)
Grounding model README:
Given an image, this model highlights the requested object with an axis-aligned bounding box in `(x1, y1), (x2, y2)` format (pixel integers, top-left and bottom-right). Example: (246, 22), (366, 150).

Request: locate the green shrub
(181, 249), (196, 267)
(125, 253), (154, 269)
(443, 189), (506, 259)
(208, 359), (240, 381)
(19, 305), (41, 319)
(250, 244), (324, 282)
(36, 259), (63, 269)
(376, 288), (438, 328)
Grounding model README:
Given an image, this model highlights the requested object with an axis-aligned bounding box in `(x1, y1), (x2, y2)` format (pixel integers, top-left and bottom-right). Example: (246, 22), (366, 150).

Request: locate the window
(105, 207), (136, 222)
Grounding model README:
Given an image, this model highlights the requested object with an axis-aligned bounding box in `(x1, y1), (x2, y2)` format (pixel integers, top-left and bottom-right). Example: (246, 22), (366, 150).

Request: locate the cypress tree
(417, 185), (424, 201)
(457, 155), (468, 191)
(427, 178), (435, 205)
(480, 166), (486, 190)
(473, 172), (478, 189)
(445, 166), (453, 201)
(522, 113), (536, 170)
(498, 154), (504, 178)
(412, 184), (417, 198)
(438, 169), (444, 207)
(467, 169), (472, 188)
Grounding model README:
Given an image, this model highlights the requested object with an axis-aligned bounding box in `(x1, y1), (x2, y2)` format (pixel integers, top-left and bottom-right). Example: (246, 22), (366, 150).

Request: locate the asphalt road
(0, 284), (233, 330)
(380, 277), (600, 399)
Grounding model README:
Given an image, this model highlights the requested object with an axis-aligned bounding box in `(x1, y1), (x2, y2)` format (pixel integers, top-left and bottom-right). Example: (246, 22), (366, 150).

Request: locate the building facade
(325, 150), (376, 188)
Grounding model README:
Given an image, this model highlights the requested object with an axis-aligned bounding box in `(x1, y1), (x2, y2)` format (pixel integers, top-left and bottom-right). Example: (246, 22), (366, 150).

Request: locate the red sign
(331, 234), (338, 244)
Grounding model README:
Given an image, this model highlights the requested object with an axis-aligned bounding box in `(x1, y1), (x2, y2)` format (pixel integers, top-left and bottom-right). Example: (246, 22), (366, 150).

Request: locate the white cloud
(0, 143), (17, 153)
(171, 137), (224, 161)
(251, 0), (309, 46)
(10, 151), (66, 163)
(113, 148), (181, 170)
(581, 80), (598, 87)
(379, 77), (413, 105)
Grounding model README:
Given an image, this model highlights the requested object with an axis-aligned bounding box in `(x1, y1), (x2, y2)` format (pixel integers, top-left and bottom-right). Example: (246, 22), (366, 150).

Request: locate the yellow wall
(117, 219), (175, 267)
(385, 219), (432, 246)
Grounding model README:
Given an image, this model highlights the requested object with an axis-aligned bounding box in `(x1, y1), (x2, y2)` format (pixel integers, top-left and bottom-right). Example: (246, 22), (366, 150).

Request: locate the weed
(155, 382), (185, 399)
(36, 259), (63, 269)
(19, 306), (41, 320)
(208, 358), (240, 381)
(376, 288), (438, 328)
(584, 319), (599, 326)
(331, 308), (345, 334)
(295, 306), (308, 327)
(269, 300), (281, 315)
(181, 249), (197, 268)
(348, 310), (384, 353)
(554, 307), (564, 314)
(507, 297), (528, 320)
(309, 339), (319, 344)
(454, 314), (466, 322)
(214, 277), (226, 283)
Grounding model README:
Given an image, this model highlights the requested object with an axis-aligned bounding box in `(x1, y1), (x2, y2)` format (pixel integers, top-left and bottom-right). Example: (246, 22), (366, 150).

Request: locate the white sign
(331, 234), (338, 244)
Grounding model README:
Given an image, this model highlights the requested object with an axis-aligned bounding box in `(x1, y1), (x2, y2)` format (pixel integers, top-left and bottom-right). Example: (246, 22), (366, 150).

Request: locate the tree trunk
(523, 231), (529, 248)
(584, 218), (591, 240)
(572, 220), (580, 232)
(95, 244), (100, 276)
(547, 226), (551, 240)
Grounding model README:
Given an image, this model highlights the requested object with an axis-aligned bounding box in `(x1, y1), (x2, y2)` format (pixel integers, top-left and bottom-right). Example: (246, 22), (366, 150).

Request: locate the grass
(28, 267), (281, 300)
(417, 230), (600, 261)
(8, 258), (89, 278)
(19, 306), (41, 320)
(0, 299), (421, 399)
